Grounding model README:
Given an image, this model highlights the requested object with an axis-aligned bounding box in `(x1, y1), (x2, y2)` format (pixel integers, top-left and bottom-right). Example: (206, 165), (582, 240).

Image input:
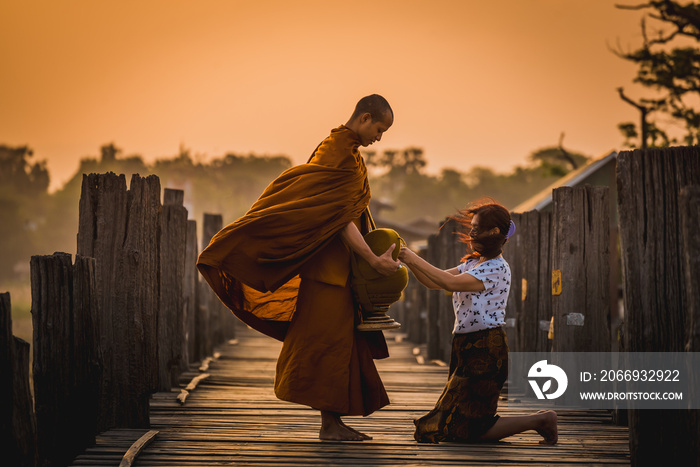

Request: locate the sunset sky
(2, 0), (650, 191)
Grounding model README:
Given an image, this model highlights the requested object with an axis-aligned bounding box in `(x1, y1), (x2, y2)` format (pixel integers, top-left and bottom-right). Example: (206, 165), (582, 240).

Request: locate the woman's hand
(399, 246), (416, 264)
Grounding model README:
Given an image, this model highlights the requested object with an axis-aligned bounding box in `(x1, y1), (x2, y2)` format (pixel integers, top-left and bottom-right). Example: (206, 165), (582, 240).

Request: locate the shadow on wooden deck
(70, 325), (630, 466)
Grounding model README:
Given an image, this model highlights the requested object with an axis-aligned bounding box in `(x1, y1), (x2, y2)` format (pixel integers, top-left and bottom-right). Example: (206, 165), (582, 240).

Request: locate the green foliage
(369, 146), (590, 225)
(529, 147), (589, 177)
(0, 139), (589, 287)
(0, 145), (51, 282)
(154, 148), (292, 224)
(0, 142), (293, 286)
(616, 1), (700, 147)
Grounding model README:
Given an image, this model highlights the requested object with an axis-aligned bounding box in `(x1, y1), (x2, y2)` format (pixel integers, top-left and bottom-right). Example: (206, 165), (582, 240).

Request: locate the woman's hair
(451, 197), (511, 261)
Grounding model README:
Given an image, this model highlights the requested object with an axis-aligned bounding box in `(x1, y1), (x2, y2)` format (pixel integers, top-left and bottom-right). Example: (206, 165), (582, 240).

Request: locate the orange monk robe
(198, 126), (372, 339)
(197, 126), (390, 414)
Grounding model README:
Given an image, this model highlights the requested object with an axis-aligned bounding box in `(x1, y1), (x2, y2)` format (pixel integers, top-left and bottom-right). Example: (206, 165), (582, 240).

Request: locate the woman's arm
(399, 247), (485, 292)
(340, 221), (400, 276)
(401, 254), (456, 290)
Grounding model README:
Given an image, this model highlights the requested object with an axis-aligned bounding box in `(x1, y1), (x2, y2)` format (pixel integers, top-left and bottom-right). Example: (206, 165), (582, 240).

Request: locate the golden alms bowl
(351, 228), (409, 314)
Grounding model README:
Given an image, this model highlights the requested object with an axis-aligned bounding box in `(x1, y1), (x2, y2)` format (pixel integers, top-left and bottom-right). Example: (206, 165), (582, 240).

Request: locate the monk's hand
(372, 245), (401, 276)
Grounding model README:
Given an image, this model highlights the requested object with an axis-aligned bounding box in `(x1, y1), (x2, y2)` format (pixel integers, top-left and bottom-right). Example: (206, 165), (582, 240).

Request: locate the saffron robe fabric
(274, 276), (390, 415)
(197, 125), (389, 415)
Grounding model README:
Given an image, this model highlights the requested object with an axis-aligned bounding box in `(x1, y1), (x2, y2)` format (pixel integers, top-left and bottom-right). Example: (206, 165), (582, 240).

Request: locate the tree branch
(557, 132), (578, 170)
(618, 88), (652, 149)
(615, 3), (654, 11)
(618, 87), (650, 112)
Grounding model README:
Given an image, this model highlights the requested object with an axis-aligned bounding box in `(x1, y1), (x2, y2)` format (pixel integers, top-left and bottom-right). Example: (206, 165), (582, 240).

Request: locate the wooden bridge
(5, 147), (699, 466)
(70, 326), (630, 466)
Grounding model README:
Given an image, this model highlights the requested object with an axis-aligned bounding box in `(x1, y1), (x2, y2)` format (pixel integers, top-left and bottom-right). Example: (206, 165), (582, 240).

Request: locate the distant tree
(0, 145), (49, 195)
(190, 152), (292, 222)
(0, 145), (50, 281)
(529, 144), (589, 178)
(364, 147), (426, 174)
(375, 144), (590, 226)
(615, 1), (700, 148)
(387, 169), (474, 224)
(364, 147), (427, 199)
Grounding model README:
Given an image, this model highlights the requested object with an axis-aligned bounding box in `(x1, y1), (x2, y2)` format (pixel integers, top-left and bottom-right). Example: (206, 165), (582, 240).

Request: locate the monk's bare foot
(535, 410), (558, 445)
(339, 419), (372, 440)
(320, 411), (365, 441)
(319, 422), (365, 441)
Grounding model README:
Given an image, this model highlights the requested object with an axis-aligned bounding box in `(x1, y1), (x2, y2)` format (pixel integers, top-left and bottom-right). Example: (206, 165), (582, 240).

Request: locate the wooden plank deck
(71, 326), (630, 466)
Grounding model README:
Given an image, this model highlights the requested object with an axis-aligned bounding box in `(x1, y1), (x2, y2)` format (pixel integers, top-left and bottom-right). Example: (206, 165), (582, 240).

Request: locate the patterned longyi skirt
(414, 326), (508, 443)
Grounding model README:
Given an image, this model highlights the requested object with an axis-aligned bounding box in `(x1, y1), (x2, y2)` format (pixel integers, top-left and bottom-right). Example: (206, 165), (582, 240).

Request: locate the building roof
(511, 150), (618, 213)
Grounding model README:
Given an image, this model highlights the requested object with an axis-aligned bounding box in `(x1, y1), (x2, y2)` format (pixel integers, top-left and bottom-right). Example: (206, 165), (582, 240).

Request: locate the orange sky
(1, 0), (649, 191)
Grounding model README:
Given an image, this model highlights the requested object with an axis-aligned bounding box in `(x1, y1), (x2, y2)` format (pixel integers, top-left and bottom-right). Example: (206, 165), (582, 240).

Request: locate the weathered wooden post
(77, 172), (126, 430)
(2, 293), (38, 467)
(1, 292), (12, 455)
(515, 210), (552, 353)
(198, 214), (217, 358)
(617, 147), (700, 466)
(158, 188), (188, 390)
(503, 212), (523, 352)
(680, 185), (700, 465)
(404, 269), (427, 345)
(31, 253), (101, 467)
(184, 219), (198, 366)
(197, 212), (236, 357)
(77, 172), (161, 429)
(435, 218), (463, 363)
(12, 336), (37, 467)
(436, 219), (453, 363)
(681, 186), (700, 352)
(550, 186), (611, 353)
(70, 255), (102, 450)
(536, 212), (553, 351)
(425, 232), (441, 360)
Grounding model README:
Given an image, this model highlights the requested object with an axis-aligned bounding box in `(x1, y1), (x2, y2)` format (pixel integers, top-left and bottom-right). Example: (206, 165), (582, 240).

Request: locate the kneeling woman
(398, 199), (557, 445)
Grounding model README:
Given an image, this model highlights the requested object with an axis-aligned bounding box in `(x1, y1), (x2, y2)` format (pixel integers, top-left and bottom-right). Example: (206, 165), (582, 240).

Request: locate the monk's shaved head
(349, 94), (393, 123)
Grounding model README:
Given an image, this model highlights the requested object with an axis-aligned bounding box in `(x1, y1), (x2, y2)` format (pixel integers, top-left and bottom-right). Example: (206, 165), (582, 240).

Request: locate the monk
(197, 94), (400, 441)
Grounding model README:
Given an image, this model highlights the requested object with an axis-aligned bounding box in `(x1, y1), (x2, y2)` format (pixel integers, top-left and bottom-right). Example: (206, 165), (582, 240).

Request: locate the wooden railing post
(31, 253), (101, 467)
(536, 212), (553, 352)
(184, 220), (198, 366)
(2, 292), (38, 467)
(404, 268), (427, 345)
(71, 255), (102, 450)
(424, 218), (463, 363)
(11, 336), (37, 467)
(680, 186), (700, 352)
(425, 233), (441, 361)
(503, 212), (523, 352)
(513, 210), (553, 353)
(198, 213), (235, 359)
(518, 210), (542, 352)
(77, 172), (161, 429)
(680, 185), (700, 464)
(617, 147), (700, 465)
(1, 292), (12, 455)
(158, 188), (188, 390)
(550, 186), (611, 353)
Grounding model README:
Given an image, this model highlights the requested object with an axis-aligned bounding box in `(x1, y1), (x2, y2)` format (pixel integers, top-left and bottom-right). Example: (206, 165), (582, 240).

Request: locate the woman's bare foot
(535, 410), (558, 445)
(319, 411), (366, 441)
